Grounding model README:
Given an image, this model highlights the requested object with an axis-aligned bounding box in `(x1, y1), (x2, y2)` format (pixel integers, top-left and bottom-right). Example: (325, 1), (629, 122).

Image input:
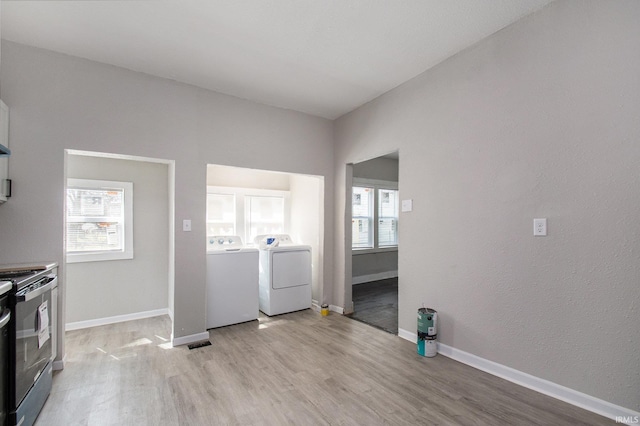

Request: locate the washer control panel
(207, 235), (244, 251)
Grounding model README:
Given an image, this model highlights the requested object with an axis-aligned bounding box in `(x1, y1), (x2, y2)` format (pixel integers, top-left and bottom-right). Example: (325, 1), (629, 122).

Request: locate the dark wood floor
(348, 278), (398, 334)
(36, 311), (612, 425)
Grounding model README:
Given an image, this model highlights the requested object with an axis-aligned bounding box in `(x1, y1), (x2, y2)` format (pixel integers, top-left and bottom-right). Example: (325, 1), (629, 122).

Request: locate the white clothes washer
(206, 235), (259, 329)
(254, 234), (312, 316)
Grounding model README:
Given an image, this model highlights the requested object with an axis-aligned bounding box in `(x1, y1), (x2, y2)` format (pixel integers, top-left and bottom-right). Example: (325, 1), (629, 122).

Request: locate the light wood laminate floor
(36, 311), (612, 425)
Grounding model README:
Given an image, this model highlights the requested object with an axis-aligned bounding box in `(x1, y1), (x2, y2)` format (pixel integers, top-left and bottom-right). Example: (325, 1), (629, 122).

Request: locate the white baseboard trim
(329, 304), (344, 314)
(66, 308), (169, 331)
(352, 270), (398, 285)
(397, 328), (639, 423)
(311, 300), (321, 312)
(52, 354), (67, 371)
(398, 327), (415, 342)
(172, 331), (210, 347)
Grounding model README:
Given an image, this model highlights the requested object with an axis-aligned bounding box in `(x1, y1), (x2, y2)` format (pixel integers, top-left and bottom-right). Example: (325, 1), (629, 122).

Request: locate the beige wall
(66, 154), (169, 323)
(0, 41), (334, 349)
(334, 0), (640, 411)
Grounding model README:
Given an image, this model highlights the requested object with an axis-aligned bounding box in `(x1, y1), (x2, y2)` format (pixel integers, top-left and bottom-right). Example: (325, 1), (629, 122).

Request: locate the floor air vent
(188, 341), (212, 350)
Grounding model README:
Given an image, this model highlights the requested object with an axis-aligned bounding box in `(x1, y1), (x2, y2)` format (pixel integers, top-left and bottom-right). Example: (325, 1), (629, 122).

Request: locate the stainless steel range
(0, 263), (58, 426)
(0, 281), (12, 426)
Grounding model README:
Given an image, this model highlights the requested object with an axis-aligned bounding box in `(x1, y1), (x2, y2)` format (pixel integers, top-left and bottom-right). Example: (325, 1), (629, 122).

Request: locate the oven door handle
(0, 308), (10, 329)
(0, 281), (12, 297)
(16, 276), (57, 302)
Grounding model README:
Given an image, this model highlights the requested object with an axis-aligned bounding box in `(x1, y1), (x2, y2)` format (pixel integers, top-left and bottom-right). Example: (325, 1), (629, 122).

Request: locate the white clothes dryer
(206, 236), (259, 329)
(254, 234), (312, 316)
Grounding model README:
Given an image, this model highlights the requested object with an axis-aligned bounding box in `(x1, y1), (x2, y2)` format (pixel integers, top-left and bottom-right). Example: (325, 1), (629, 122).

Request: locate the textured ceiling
(1, 0), (554, 119)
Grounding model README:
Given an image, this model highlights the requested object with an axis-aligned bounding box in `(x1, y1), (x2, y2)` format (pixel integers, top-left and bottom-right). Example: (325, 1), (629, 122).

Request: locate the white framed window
(245, 195), (285, 242)
(206, 193), (236, 236)
(66, 178), (133, 263)
(352, 186), (374, 249)
(378, 188), (399, 247)
(207, 186), (289, 244)
(352, 179), (398, 251)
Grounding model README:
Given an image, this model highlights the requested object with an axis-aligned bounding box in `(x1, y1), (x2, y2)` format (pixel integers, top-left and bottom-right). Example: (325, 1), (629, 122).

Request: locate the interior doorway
(63, 150), (175, 336)
(346, 152), (399, 334)
(206, 164), (325, 306)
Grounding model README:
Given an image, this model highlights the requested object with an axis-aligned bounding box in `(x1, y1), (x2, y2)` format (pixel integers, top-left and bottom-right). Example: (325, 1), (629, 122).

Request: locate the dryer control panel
(254, 234), (294, 247)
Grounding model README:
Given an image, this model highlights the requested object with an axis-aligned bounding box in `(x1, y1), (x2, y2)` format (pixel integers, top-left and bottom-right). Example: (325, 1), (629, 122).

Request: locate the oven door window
(15, 291), (52, 406)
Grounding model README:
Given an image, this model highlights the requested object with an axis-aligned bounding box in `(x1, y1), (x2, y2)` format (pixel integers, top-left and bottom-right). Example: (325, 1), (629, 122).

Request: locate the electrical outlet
(533, 218), (547, 236)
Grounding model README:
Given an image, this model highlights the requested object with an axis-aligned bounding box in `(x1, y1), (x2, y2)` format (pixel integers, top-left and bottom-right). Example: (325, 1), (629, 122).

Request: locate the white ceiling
(1, 0), (554, 119)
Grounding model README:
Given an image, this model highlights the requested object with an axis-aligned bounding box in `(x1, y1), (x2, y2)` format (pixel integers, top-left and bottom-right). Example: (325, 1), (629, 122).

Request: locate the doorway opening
(206, 164), (325, 308)
(346, 152), (399, 334)
(63, 150), (175, 341)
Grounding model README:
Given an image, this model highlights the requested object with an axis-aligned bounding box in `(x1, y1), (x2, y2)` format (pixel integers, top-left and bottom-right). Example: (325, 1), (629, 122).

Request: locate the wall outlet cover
(533, 218), (547, 236)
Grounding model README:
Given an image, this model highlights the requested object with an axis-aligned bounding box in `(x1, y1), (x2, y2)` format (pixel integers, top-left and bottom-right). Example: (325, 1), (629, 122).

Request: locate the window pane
(207, 193), (236, 236)
(378, 218), (398, 246)
(378, 189), (399, 247)
(352, 218), (372, 248)
(379, 189), (398, 217)
(246, 195), (284, 241)
(352, 187), (373, 248)
(66, 187), (125, 253)
(66, 221), (123, 253)
(352, 187), (373, 217)
(67, 188), (123, 218)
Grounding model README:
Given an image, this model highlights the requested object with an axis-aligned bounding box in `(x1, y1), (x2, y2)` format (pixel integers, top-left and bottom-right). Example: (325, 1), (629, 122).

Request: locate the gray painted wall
(352, 251), (397, 281)
(0, 4), (2, 98)
(334, 0), (639, 411)
(0, 41), (334, 351)
(352, 156), (398, 182)
(66, 154), (169, 323)
(2, 0), (638, 413)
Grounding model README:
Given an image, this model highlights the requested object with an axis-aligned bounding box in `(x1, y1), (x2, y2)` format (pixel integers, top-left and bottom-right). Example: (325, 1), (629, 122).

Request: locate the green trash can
(417, 307), (437, 357)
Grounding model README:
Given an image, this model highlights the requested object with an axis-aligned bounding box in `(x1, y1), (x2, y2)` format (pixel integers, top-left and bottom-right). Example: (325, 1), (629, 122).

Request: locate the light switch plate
(401, 199), (413, 212)
(183, 219), (192, 232)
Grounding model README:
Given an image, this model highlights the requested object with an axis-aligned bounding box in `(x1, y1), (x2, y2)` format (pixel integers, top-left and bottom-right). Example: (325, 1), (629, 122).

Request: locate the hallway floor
(348, 277), (398, 334)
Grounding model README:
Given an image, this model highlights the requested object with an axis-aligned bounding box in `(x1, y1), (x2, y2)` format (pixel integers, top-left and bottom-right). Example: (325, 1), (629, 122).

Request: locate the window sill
(67, 251), (134, 264)
(352, 246), (398, 256)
